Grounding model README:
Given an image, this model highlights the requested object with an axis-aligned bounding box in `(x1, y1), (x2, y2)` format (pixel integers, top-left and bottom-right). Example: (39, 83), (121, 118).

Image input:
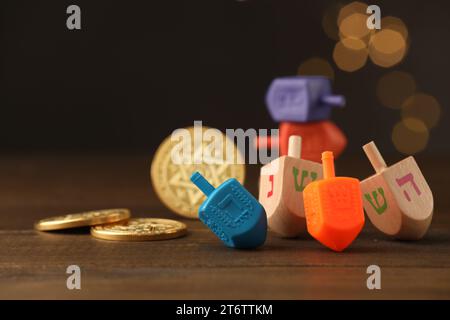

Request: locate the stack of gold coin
(34, 209), (187, 241)
(34, 208), (131, 231)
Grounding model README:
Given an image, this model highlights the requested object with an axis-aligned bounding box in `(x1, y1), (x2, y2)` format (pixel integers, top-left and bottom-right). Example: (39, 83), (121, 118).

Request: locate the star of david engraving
(168, 144), (234, 206)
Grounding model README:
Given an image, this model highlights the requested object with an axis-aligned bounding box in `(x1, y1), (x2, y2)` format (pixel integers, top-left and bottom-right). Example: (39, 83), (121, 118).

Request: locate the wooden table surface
(1, 152), (449, 299)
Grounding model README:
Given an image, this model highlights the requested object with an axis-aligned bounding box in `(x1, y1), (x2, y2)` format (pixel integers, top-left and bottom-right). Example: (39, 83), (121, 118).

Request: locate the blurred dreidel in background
(259, 135), (322, 237)
(255, 121), (347, 163)
(360, 141), (433, 240)
(303, 151), (365, 252)
(256, 75), (347, 162)
(265, 76), (345, 123)
(190, 172), (267, 249)
(279, 121), (347, 162)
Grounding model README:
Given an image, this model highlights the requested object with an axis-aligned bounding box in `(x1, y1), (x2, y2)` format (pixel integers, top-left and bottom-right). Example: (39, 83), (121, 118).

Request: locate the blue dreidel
(190, 172), (267, 249)
(266, 76), (345, 123)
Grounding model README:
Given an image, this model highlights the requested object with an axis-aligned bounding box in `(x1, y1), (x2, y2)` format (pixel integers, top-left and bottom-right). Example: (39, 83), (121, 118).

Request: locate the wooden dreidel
(303, 151), (365, 251)
(190, 172), (267, 249)
(360, 141), (433, 240)
(259, 135), (322, 237)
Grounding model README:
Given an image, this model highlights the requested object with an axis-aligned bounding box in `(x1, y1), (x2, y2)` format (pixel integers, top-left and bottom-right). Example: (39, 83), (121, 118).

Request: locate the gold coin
(151, 126), (245, 219)
(34, 208), (130, 231)
(90, 218), (187, 241)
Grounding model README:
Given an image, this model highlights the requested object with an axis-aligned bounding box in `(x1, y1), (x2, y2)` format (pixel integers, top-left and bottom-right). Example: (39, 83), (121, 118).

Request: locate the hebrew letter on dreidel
(267, 175), (274, 198)
(218, 194), (249, 223)
(364, 188), (388, 215)
(396, 173), (421, 202)
(293, 167), (318, 192)
(293, 167), (303, 192)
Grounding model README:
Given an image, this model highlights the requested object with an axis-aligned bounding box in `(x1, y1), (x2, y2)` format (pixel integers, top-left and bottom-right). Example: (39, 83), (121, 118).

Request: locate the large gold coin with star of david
(151, 126), (245, 219)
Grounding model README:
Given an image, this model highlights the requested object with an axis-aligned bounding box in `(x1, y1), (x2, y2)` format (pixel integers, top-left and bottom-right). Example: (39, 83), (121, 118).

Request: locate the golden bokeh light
(392, 118), (429, 155)
(339, 13), (372, 40)
(333, 4), (410, 71)
(401, 93), (441, 129)
(297, 57), (335, 80)
(337, 1), (368, 26)
(333, 38), (368, 72)
(381, 16), (409, 40)
(322, 3), (342, 41)
(341, 36), (367, 50)
(376, 71), (416, 109)
(381, 16), (411, 57)
(369, 29), (407, 67)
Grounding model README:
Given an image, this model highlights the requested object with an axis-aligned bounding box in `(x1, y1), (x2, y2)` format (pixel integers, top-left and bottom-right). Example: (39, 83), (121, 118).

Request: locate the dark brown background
(1, 0), (449, 154)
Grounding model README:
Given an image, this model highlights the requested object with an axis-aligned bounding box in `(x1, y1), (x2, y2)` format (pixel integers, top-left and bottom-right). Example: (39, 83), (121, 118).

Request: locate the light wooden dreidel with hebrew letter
(360, 141), (433, 240)
(303, 151), (365, 251)
(259, 135), (322, 237)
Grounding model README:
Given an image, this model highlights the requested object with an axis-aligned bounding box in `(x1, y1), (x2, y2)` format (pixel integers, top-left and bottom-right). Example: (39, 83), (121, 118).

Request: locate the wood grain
(0, 152), (449, 299)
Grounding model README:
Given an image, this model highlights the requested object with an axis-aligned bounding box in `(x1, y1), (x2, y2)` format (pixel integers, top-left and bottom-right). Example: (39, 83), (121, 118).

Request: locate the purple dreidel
(266, 76), (345, 123)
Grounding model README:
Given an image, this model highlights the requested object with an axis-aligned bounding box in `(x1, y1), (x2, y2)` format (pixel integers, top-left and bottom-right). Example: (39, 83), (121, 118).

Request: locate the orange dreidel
(259, 135), (323, 237)
(303, 151), (365, 251)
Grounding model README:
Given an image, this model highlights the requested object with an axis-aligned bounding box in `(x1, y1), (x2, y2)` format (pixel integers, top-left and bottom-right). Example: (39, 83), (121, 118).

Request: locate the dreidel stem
(321, 95), (346, 108)
(363, 141), (387, 174)
(190, 172), (215, 197)
(322, 151), (335, 179)
(287, 135), (302, 159)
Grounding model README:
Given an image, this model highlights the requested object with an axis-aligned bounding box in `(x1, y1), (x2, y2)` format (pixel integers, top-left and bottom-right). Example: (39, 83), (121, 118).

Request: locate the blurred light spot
(369, 29), (407, 67)
(381, 16), (411, 57)
(376, 71), (416, 109)
(392, 118), (429, 155)
(341, 37), (367, 50)
(339, 13), (371, 40)
(298, 57), (335, 80)
(337, 1), (368, 26)
(382, 16), (409, 40)
(322, 3), (342, 41)
(333, 38), (368, 72)
(401, 93), (441, 129)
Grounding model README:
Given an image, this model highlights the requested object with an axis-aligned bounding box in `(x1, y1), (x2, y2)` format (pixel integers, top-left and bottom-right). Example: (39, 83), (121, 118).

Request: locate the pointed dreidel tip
(321, 94), (346, 108)
(287, 135), (302, 159)
(322, 151), (335, 179)
(190, 171), (215, 197)
(362, 141), (387, 174)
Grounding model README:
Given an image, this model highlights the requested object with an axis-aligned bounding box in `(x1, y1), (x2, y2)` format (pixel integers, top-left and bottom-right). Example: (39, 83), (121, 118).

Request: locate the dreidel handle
(363, 141), (387, 174)
(287, 135), (302, 159)
(190, 172), (215, 197)
(322, 151), (335, 179)
(321, 95), (346, 108)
